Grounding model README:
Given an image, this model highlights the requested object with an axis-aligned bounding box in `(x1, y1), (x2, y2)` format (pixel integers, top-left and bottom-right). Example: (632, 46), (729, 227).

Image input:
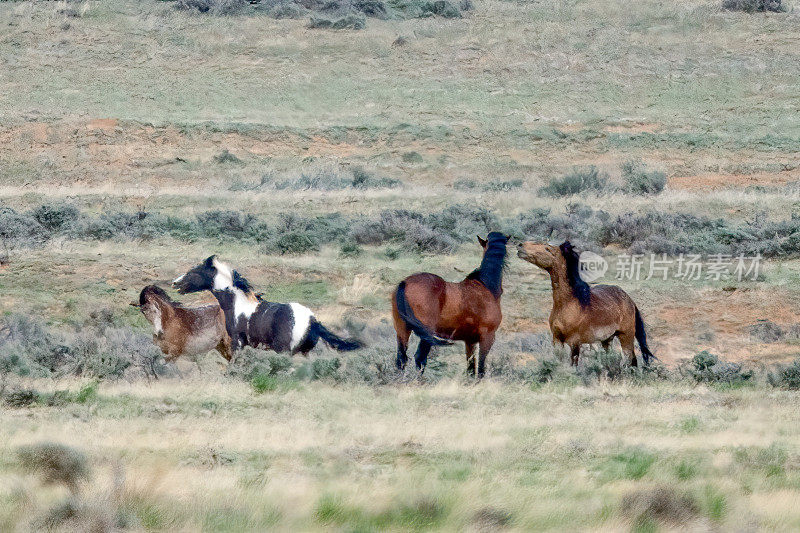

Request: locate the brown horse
(392, 232), (508, 377)
(517, 241), (653, 367)
(131, 285), (232, 363)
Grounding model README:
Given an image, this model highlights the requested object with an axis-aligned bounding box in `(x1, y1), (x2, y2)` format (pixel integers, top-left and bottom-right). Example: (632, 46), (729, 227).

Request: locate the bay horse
(392, 232), (509, 378)
(172, 256), (362, 355)
(130, 285), (232, 362)
(517, 241), (654, 367)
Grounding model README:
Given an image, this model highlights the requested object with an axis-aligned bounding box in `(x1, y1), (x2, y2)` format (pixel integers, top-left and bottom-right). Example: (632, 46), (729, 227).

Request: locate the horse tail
(394, 281), (452, 346)
(634, 306), (654, 365)
(309, 319), (362, 352)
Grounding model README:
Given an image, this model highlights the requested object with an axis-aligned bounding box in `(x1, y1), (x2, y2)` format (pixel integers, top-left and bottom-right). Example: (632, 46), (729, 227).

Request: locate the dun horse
(131, 285), (232, 362)
(172, 256), (362, 355)
(392, 232), (509, 377)
(517, 241), (654, 367)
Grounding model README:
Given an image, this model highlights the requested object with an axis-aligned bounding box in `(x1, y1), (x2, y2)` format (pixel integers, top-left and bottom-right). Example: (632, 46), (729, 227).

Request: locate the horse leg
(619, 333), (637, 367)
(396, 332), (410, 370)
(414, 340), (432, 373)
(477, 332), (495, 378)
(569, 344), (580, 367)
(465, 342), (476, 376)
(217, 339), (232, 362)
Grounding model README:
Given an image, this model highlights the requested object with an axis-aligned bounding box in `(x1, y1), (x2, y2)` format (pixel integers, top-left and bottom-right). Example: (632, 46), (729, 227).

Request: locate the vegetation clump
(622, 159), (666, 195)
(684, 350), (753, 385)
(539, 166), (607, 197)
(722, 0), (785, 12)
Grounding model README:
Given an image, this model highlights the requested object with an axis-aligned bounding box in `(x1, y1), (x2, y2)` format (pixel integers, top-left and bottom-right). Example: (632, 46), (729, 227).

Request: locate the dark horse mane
(465, 232), (508, 298)
(140, 285), (183, 307)
(559, 241), (591, 307)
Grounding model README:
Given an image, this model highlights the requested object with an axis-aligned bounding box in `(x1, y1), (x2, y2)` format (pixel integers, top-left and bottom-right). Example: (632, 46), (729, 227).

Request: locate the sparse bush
(195, 210), (256, 239)
(684, 350), (753, 386)
(748, 319), (784, 343)
(310, 357), (341, 380)
(621, 486), (700, 529)
(307, 14), (366, 29)
(339, 242), (362, 257)
(539, 166), (607, 197)
(17, 442), (90, 493)
(722, 0), (785, 12)
(213, 149), (242, 164)
(32, 203), (80, 232)
(177, 0), (249, 14)
(251, 373), (279, 393)
(4, 388), (39, 407)
(338, 349), (396, 385)
(622, 159), (666, 195)
(268, 231), (320, 254)
(767, 358), (800, 389)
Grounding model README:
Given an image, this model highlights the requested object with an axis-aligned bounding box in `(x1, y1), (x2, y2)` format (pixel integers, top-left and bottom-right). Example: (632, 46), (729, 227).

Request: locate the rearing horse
(517, 240), (654, 367)
(392, 232), (509, 377)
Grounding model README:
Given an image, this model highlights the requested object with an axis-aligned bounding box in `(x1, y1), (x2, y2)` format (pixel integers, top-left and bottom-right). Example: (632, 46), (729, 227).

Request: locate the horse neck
(472, 244), (505, 299)
(548, 262), (575, 309)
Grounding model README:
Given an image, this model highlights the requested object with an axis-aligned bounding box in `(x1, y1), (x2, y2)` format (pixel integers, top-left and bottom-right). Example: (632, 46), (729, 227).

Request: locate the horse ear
(477, 235), (488, 248)
(204, 255), (216, 267)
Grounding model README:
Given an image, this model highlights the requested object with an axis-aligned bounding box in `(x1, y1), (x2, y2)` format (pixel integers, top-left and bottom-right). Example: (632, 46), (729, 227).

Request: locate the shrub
(339, 242), (362, 257)
(251, 373), (279, 393)
(269, 231), (320, 255)
(748, 319), (784, 343)
(32, 204), (80, 232)
(722, 0), (785, 12)
(213, 149), (242, 164)
(622, 159), (666, 195)
(539, 166), (607, 197)
(351, 167), (402, 188)
(17, 442), (90, 493)
(195, 210), (256, 239)
(767, 358), (800, 389)
(4, 388), (39, 407)
(338, 349), (396, 385)
(621, 486), (700, 528)
(176, 0), (249, 14)
(311, 357), (341, 380)
(307, 14), (366, 29)
(685, 350), (753, 385)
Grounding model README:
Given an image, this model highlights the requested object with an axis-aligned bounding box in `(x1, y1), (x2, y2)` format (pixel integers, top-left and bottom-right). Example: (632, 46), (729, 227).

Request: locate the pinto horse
(392, 232), (509, 377)
(131, 285), (232, 362)
(172, 256), (362, 355)
(517, 241), (654, 367)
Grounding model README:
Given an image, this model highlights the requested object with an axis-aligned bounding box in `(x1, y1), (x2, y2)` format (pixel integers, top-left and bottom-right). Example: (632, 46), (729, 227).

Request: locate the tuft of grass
(16, 442), (90, 493)
(621, 486), (700, 529)
(601, 447), (657, 481)
(250, 373), (279, 394)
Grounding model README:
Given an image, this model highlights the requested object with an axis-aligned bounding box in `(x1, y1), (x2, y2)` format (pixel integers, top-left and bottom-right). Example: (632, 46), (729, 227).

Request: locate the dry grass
(2, 378), (800, 530)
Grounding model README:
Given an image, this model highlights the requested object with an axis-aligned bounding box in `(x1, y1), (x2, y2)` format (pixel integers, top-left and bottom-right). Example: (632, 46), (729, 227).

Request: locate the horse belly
(181, 327), (221, 356)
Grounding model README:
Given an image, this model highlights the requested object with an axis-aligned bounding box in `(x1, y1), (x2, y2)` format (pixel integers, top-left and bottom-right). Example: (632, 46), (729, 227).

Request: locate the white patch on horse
(233, 288), (258, 320)
(289, 303), (314, 351)
(172, 274), (184, 284)
(151, 306), (163, 335)
(212, 257), (234, 291)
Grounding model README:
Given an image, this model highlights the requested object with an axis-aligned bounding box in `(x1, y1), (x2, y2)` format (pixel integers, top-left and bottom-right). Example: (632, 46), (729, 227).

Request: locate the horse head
(172, 255), (233, 294)
(517, 241), (560, 270)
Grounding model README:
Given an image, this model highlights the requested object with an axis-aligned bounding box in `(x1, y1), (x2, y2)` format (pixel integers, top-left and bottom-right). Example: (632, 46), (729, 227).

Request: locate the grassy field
(2, 0), (800, 530)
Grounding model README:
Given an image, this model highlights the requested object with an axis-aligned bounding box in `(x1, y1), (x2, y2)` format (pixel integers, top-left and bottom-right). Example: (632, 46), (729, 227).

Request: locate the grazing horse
(131, 285), (232, 362)
(517, 241), (654, 367)
(392, 232), (509, 377)
(172, 256), (362, 355)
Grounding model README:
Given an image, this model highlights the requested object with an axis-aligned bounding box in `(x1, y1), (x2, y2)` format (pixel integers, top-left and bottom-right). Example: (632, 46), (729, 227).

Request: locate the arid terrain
(2, 0), (800, 530)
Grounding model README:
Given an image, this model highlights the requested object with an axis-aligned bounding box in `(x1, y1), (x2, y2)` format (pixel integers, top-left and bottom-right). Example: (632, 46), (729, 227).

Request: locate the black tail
(309, 319), (362, 352)
(634, 306), (654, 365)
(395, 281), (452, 346)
